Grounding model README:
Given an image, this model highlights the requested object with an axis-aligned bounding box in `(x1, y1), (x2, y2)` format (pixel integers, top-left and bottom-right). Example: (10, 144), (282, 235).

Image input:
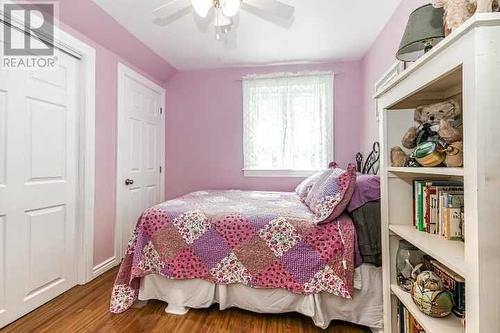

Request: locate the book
(441, 191), (464, 238)
(424, 184), (437, 234)
(409, 315), (425, 333)
(398, 300), (405, 333)
(430, 193), (438, 235)
(413, 181), (419, 228)
(436, 187), (463, 237)
(444, 207), (463, 240)
(397, 300), (426, 333)
(414, 181), (426, 232)
(461, 211), (465, 241)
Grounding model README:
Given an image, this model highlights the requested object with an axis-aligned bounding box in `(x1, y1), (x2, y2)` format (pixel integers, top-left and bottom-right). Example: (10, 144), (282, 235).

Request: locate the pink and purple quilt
(110, 190), (357, 313)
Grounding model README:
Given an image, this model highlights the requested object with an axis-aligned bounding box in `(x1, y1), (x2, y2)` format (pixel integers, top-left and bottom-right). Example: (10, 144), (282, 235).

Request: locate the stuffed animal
(469, 0), (500, 12)
(391, 147), (408, 167)
(433, 0), (476, 34)
(445, 141), (464, 167)
(438, 116), (463, 143)
(391, 99), (463, 167)
(401, 99), (462, 150)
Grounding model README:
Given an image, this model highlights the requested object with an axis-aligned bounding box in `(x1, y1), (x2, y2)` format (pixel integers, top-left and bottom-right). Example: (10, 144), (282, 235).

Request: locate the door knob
(125, 179), (134, 186)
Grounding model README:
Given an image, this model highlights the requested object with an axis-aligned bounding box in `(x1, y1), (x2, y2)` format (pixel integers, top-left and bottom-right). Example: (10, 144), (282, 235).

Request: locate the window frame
(242, 168), (323, 178)
(242, 71), (335, 178)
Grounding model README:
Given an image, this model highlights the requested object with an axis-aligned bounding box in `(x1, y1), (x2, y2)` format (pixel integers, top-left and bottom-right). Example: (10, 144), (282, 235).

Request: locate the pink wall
(165, 62), (363, 199)
(29, 0), (427, 266)
(30, 0), (177, 266)
(47, 0), (177, 81)
(360, 0), (429, 154)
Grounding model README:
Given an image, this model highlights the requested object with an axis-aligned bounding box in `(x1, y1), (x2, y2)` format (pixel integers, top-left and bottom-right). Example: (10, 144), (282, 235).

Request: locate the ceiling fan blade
(241, 0), (295, 21)
(152, 0), (192, 26)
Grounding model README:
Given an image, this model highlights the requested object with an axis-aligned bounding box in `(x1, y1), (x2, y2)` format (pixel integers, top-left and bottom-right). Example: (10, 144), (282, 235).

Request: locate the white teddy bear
(432, 0), (475, 32)
(433, 0), (499, 34)
(469, 0), (499, 12)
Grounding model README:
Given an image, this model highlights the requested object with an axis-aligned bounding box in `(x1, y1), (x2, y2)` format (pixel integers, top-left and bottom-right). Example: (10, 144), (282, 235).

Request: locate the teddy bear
(391, 147), (408, 167)
(445, 141), (464, 168)
(469, 0), (500, 12)
(432, 0), (476, 34)
(391, 98), (464, 168)
(433, 0), (499, 35)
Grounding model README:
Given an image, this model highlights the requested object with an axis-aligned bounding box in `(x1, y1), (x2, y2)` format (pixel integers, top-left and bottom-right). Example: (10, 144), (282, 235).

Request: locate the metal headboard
(356, 142), (380, 175)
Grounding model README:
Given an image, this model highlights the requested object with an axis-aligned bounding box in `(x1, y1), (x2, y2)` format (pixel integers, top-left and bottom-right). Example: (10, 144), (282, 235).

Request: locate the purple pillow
(347, 174), (380, 212)
(295, 169), (329, 201)
(308, 163), (357, 225)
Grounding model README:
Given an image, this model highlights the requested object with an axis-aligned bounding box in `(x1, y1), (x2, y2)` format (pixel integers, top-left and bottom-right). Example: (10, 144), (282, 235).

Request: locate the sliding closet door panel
(0, 60), (16, 326)
(0, 49), (80, 327)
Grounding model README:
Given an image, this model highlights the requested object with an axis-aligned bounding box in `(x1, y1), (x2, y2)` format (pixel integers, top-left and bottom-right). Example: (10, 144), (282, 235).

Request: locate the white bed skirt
(138, 264), (383, 330)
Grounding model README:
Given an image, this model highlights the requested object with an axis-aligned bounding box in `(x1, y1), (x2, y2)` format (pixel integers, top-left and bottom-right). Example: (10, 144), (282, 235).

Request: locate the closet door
(0, 50), (80, 327)
(116, 64), (165, 259)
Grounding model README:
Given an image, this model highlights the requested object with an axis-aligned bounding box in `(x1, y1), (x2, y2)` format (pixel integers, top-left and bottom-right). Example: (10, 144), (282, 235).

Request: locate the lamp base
(423, 40), (434, 53)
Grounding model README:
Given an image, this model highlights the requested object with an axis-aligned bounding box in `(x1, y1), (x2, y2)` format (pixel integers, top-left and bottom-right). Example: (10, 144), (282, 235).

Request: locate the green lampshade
(397, 4), (445, 62)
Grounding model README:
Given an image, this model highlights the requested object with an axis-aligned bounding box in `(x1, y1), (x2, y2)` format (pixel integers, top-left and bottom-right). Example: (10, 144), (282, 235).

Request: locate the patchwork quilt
(110, 190), (357, 313)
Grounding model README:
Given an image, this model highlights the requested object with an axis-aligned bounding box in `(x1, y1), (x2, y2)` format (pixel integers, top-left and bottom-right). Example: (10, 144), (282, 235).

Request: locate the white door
(116, 64), (165, 259)
(0, 52), (80, 325)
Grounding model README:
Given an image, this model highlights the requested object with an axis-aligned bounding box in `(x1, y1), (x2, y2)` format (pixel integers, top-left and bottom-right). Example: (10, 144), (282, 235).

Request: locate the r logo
(3, 3), (54, 56)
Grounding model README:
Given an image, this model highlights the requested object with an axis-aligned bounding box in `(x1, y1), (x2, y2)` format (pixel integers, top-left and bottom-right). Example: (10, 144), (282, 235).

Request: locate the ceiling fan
(152, 0), (295, 40)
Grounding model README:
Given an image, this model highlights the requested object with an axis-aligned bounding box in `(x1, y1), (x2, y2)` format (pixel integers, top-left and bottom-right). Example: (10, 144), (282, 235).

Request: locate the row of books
(397, 301), (426, 333)
(423, 255), (466, 319)
(413, 180), (464, 241)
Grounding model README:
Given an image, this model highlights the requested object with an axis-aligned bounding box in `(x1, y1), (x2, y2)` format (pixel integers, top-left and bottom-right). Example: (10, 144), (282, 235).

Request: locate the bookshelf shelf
(391, 284), (464, 333)
(388, 167), (464, 177)
(377, 15), (500, 332)
(389, 225), (465, 277)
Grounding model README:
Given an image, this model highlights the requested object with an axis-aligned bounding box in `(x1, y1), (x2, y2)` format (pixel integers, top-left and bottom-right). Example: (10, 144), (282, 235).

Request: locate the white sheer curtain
(243, 72), (334, 173)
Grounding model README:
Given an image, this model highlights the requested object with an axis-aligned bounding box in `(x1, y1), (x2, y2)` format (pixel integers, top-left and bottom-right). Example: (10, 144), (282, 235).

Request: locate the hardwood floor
(2, 268), (371, 333)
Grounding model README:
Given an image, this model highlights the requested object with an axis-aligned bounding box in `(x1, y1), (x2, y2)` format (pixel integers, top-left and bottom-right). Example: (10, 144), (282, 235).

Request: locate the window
(242, 72), (334, 177)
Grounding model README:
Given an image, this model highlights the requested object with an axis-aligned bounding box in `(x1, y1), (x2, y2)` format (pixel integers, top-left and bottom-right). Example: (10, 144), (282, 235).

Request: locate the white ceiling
(92, 0), (401, 70)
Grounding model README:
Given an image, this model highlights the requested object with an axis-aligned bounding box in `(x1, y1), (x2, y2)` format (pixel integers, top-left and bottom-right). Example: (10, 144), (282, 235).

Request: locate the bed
(111, 145), (382, 331)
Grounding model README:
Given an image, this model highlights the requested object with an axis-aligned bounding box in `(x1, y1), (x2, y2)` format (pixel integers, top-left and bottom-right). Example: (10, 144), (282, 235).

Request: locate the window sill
(242, 169), (320, 178)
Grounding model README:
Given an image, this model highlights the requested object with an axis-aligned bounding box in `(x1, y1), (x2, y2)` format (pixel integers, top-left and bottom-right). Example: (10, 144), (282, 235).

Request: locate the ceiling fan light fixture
(221, 0), (241, 17)
(152, 0), (296, 43)
(215, 25), (231, 40)
(191, 0), (212, 18)
(214, 7), (232, 27)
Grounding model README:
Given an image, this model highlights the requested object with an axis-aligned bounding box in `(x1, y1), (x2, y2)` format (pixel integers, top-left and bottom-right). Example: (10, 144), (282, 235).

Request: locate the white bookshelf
(375, 14), (500, 333)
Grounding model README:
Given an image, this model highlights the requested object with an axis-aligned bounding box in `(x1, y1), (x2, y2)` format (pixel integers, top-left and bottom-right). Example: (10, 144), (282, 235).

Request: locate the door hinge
(159, 107), (163, 115)
(160, 166), (162, 173)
